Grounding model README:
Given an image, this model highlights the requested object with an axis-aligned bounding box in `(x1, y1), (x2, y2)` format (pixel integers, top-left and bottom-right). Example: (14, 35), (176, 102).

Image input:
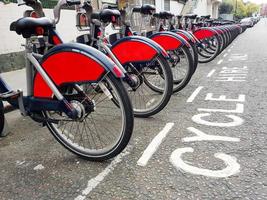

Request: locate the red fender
(149, 32), (184, 51)
(111, 38), (160, 65)
(176, 32), (190, 41)
(33, 43), (118, 98)
(193, 28), (216, 40)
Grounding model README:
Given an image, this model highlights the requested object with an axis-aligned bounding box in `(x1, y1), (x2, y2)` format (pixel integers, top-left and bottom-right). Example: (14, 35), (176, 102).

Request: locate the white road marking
(33, 164), (45, 170)
(182, 127), (240, 142)
(186, 86), (203, 103)
(217, 59), (223, 65)
(218, 74), (247, 76)
(216, 77), (246, 82)
(170, 147), (240, 178)
(207, 69), (216, 77)
(16, 161), (26, 166)
(222, 66), (248, 70)
(198, 103), (244, 113)
(223, 53), (228, 57)
(192, 113), (244, 127)
(228, 49), (231, 52)
(228, 54), (247, 61)
(205, 93), (245, 102)
(137, 123), (174, 167)
(75, 146), (132, 200)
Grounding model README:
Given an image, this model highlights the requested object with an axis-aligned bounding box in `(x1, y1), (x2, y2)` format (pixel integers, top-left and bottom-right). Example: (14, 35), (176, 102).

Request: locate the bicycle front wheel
(44, 73), (134, 161)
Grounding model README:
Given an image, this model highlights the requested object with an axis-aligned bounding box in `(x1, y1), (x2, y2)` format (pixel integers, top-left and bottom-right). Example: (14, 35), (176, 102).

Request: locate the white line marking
(192, 113), (244, 127)
(217, 59), (223, 65)
(223, 53), (228, 57)
(198, 103), (244, 113)
(74, 146), (132, 200)
(186, 86), (203, 103)
(205, 93), (245, 102)
(170, 147), (240, 178)
(207, 69), (216, 77)
(182, 127), (240, 142)
(16, 161), (26, 166)
(228, 49), (231, 52)
(137, 123), (174, 166)
(33, 164), (45, 170)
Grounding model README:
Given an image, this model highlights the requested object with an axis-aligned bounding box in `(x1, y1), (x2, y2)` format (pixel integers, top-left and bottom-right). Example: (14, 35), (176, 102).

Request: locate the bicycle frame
(0, 36), (77, 117)
(1, 5), (125, 119)
(75, 7), (170, 82)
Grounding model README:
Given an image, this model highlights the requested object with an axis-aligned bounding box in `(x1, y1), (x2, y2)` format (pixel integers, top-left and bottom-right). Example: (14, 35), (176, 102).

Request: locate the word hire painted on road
(170, 61), (249, 178)
(216, 54), (248, 82)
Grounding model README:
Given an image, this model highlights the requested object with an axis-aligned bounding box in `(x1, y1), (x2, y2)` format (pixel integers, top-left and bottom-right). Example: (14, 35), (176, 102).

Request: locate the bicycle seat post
(25, 38), (34, 96)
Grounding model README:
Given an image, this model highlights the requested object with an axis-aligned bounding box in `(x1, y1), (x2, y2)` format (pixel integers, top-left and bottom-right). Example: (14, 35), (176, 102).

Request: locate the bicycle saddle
(154, 11), (174, 19)
(10, 17), (53, 38)
(184, 14), (198, 19)
(91, 9), (120, 23)
(132, 4), (155, 15)
(201, 15), (211, 19)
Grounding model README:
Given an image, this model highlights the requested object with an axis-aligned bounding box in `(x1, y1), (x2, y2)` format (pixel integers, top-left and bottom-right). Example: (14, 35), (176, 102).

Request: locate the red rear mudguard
(193, 28), (216, 40)
(174, 29), (196, 43)
(33, 43), (122, 98)
(149, 31), (188, 51)
(111, 36), (168, 65)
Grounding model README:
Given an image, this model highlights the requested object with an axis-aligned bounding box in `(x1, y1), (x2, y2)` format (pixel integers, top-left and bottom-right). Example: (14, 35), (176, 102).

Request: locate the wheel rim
(45, 74), (126, 157)
(124, 56), (168, 114)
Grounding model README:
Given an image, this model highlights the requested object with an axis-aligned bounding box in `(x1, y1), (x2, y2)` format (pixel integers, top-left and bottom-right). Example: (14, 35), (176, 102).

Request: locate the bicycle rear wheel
(124, 55), (173, 118)
(189, 41), (199, 74)
(169, 46), (194, 93)
(44, 73), (134, 161)
(198, 35), (221, 63)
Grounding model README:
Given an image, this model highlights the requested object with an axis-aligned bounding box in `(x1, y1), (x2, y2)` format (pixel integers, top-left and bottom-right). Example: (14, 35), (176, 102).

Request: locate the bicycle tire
(133, 54), (173, 118)
(189, 41), (199, 74)
(44, 73), (134, 161)
(198, 34), (221, 63)
(171, 46), (194, 93)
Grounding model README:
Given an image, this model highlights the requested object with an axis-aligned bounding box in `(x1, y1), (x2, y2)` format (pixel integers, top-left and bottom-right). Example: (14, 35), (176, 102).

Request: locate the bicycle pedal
(0, 91), (20, 100)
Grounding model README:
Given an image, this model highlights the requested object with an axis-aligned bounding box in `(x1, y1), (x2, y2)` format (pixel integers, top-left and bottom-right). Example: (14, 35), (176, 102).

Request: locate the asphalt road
(1, 19), (267, 200)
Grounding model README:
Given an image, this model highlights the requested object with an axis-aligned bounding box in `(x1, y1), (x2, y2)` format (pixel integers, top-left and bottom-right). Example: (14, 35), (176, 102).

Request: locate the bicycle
(0, 0), (134, 161)
(128, 5), (195, 93)
(73, 1), (173, 118)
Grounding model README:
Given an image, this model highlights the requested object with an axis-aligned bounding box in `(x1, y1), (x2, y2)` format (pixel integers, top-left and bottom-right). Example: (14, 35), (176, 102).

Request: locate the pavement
(0, 19), (267, 200)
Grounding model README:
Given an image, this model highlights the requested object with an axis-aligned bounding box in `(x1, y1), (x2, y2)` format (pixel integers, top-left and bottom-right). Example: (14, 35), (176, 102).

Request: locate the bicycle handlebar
(53, 0), (82, 24)
(17, 0), (45, 17)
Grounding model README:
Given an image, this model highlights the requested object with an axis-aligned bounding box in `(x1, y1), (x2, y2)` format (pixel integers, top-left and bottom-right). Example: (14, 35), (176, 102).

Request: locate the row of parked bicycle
(0, 0), (250, 161)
